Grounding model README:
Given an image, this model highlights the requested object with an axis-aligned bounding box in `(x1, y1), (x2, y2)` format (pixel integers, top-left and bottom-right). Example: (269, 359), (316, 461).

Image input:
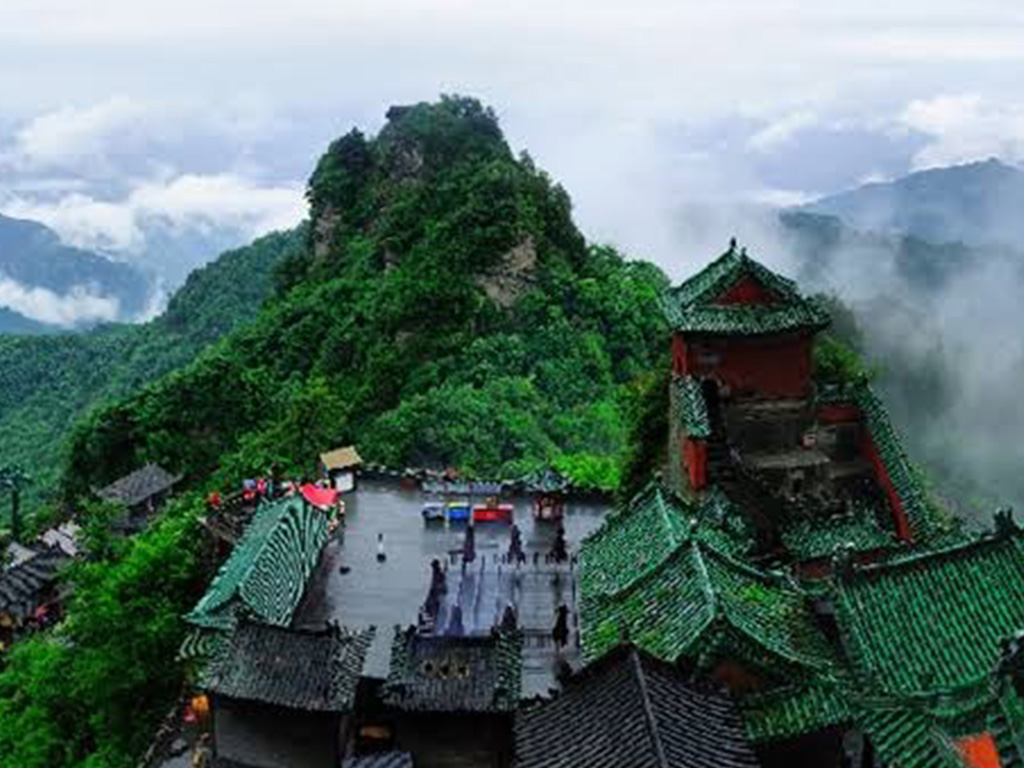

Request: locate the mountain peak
(803, 157), (1024, 248)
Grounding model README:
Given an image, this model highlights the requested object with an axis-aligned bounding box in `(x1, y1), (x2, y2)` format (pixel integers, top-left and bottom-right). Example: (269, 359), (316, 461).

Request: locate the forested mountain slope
(0, 228), (303, 519)
(64, 97), (670, 501)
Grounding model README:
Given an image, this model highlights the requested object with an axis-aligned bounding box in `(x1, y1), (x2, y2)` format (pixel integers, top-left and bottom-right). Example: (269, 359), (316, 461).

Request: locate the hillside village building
(178, 244), (1024, 768)
(97, 462), (181, 532)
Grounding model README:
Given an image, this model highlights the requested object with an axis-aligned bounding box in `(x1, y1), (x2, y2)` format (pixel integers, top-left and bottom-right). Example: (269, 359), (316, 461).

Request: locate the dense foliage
(65, 97), (670, 498)
(0, 229), (303, 526)
(0, 495), (209, 768)
(0, 97), (670, 768)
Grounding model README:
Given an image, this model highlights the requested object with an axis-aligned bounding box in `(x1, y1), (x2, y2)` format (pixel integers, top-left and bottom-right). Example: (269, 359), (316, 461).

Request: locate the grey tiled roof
(383, 628), (522, 713)
(96, 463), (181, 507)
(342, 753), (414, 768)
(202, 620), (374, 712)
(515, 645), (759, 768)
(0, 545), (69, 617)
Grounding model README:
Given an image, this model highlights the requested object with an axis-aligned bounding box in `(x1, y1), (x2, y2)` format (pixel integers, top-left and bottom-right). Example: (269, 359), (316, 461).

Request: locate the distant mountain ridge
(803, 158), (1024, 248)
(0, 226), (304, 517)
(0, 212), (151, 332)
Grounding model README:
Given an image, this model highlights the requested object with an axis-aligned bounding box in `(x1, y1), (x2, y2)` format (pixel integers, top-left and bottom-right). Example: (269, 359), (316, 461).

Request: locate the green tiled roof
(522, 467), (569, 494)
(853, 696), (965, 768)
(579, 482), (693, 598)
(835, 531), (1024, 698)
(186, 496), (330, 631)
(673, 375), (711, 438)
(779, 501), (904, 561)
(741, 680), (852, 743)
(663, 245), (830, 336)
(580, 525), (839, 675)
(693, 489), (756, 558)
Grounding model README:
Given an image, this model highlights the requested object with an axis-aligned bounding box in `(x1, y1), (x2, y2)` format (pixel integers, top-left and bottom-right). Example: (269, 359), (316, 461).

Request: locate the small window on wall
(697, 352), (721, 366)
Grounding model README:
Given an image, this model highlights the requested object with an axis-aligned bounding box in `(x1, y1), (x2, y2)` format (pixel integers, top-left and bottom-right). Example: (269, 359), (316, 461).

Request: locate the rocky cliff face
(474, 236), (538, 308)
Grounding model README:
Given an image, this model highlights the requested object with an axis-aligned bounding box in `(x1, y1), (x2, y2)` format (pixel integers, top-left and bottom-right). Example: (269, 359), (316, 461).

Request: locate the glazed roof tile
(201, 620), (373, 712)
(579, 483), (693, 598)
(522, 467), (569, 494)
(673, 376), (711, 439)
(990, 684), (1024, 768)
(580, 493), (838, 674)
(515, 645), (759, 768)
(853, 385), (951, 543)
(186, 496), (330, 631)
(778, 501), (903, 561)
(741, 680), (852, 743)
(854, 696), (965, 768)
(836, 531), (1024, 697)
(663, 245), (830, 336)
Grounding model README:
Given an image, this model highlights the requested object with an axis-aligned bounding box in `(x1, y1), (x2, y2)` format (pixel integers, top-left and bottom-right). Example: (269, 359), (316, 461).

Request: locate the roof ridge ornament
(993, 507), (1020, 538)
(831, 541), (857, 582)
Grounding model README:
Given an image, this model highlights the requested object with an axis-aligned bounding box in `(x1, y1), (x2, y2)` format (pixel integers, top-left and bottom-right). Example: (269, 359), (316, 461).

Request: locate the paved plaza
(294, 479), (610, 695)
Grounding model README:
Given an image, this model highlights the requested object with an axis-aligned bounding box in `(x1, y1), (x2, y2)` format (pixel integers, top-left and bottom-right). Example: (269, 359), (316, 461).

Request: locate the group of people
(415, 520), (575, 649)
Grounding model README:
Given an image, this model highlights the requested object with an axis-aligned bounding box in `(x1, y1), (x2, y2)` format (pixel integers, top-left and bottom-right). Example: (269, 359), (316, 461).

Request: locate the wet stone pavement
(293, 479), (610, 696)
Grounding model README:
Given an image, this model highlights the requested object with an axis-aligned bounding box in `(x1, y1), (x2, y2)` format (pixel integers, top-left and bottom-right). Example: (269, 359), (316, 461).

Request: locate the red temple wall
(680, 333), (813, 399)
(862, 434), (913, 542)
(684, 438), (707, 491)
(816, 403), (861, 425)
(672, 334), (689, 376)
(716, 276), (777, 305)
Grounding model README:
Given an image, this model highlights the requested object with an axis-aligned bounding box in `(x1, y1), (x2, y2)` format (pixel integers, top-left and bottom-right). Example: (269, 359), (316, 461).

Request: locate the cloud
(746, 111), (820, 153)
(0, 274), (120, 326)
(900, 94), (1024, 169)
(4, 193), (142, 252)
(3, 172), (304, 256)
(4, 97), (155, 174)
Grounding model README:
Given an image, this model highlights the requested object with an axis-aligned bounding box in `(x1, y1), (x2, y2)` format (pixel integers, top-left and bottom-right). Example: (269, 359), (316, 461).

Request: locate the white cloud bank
(4, 173), (305, 254)
(901, 94), (1024, 170)
(0, 274), (119, 326)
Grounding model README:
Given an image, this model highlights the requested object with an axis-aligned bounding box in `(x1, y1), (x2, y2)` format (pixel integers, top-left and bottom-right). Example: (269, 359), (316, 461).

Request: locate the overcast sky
(2, 0), (1024, 277)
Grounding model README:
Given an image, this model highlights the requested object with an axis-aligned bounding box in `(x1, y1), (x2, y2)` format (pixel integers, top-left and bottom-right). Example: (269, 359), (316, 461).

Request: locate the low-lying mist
(670, 206), (1024, 525)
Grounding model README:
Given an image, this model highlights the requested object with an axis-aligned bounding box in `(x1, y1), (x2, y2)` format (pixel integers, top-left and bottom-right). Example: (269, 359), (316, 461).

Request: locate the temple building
(96, 462), (182, 532)
(576, 243), (1024, 767)
(0, 542), (70, 644)
(182, 495), (332, 659)
(663, 241), (954, 568)
(376, 628), (522, 768)
(175, 243), (1023, 768)
(200, 619), (373, 768)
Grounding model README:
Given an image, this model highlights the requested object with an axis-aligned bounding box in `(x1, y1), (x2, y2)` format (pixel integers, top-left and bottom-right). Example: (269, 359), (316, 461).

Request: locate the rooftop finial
(728, 237), (737, 253)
